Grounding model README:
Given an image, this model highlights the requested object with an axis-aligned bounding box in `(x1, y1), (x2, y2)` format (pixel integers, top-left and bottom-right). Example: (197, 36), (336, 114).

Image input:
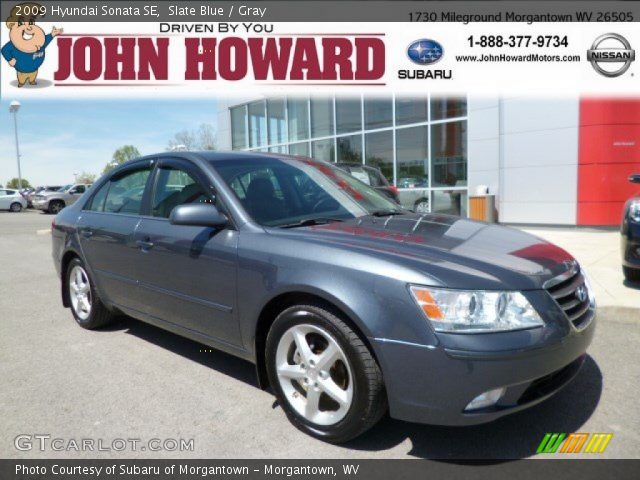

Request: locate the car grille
(544, 264), (593, 331)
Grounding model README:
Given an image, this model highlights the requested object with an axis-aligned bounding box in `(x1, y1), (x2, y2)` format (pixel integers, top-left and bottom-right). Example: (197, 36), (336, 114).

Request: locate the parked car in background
(335, 163), (399, 203)
(396, 177), (430, 213)
(621, 173), (640, 282)
(28, 186), (63, 208)
(0, 188), (27, 212)
(33, 184), (92, 214)
(52, 152), (595, 443)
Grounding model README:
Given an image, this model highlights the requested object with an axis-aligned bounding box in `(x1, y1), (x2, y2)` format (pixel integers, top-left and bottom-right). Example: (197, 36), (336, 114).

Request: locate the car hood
(268, 213), (576, 290)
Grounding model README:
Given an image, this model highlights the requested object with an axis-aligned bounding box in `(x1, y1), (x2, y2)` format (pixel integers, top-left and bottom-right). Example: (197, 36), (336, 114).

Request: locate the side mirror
(629, 174), (640, 184)
(68, 189), (78, 194)
(169, 203), (228, 228)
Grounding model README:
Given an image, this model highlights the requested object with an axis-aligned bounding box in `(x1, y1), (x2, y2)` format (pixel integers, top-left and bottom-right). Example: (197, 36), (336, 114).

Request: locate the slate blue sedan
(52, 152), (596, 442)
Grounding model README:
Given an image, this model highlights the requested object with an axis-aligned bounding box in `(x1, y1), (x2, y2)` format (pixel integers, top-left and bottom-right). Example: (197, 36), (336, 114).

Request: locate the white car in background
(0, 188), (27, 212)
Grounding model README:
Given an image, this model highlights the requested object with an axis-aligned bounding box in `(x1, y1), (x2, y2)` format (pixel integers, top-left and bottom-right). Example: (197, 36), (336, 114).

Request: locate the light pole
(9, 100), (22, 190)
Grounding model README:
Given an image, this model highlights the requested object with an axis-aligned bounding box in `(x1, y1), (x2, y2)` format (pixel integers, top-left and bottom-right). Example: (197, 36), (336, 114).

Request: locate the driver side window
(151, 166), (213, 218)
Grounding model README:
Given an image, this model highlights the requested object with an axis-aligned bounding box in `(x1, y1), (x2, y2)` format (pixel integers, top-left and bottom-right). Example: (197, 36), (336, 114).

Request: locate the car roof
(133, 151), (324, 165)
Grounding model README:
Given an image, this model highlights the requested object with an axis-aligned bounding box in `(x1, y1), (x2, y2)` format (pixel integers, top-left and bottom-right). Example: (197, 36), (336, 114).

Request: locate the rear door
(77, 161), (154, 311)
(0, 190), (9, 209)
(132, 158), (241, 345)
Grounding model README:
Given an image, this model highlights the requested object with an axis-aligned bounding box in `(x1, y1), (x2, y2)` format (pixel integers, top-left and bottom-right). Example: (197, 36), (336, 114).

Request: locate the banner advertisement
(0, 2), (638, 479)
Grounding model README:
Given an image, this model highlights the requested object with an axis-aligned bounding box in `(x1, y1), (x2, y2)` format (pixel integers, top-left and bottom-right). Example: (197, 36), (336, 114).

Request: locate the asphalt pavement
(1, 210), (639, 460)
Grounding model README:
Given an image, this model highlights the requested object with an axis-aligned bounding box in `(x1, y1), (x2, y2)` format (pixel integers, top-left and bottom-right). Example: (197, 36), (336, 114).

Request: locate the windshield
(213, 156), (403, 227)
(60, 184), (73, 192)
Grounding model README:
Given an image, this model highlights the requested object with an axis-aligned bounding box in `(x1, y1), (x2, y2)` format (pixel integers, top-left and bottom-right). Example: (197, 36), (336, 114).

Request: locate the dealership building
(216, 95), (640, 226)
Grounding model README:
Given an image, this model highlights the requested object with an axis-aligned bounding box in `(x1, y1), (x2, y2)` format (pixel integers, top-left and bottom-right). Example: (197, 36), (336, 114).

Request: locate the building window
(248, 101), (267, 148)
(395, 96), (428, 126)
(312, 138), (335, 162)
(231, 106), (247, 150)
(432, 190), (468, 217)
(364, 97), (392, 130)
(431, 96), (467, 120)
(396, 125), (428, 188)
(289, 141), (310, 157)
(287, 98), (309, 141)
(337, 134), (362, 162)
(336, 98), (362, 134)
(365, 130), (393, 181)
(431, 121), (467, 187)
(229, 94), (469, 217)
(310, 97), (334, 138)
(267, 98), (287, 145)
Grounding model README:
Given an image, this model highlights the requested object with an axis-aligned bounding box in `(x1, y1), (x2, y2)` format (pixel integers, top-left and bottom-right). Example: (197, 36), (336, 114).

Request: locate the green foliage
(5, 177), (31, 189)
(103, 145), (141, 175)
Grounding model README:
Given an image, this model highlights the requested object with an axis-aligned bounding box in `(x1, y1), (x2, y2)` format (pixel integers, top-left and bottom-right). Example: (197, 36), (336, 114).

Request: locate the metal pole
(12, 110), (22, 190)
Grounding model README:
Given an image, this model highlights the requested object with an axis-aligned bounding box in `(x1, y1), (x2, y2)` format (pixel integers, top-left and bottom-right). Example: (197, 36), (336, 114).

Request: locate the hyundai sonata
(52, 152), (596, 442)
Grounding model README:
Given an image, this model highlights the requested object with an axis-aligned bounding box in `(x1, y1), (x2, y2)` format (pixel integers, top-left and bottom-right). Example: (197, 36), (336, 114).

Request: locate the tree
(103, 145), (141, 175)
(76, 171), (97, 184)
(167, 123), (216, 151)
(5, 177), (32, 189)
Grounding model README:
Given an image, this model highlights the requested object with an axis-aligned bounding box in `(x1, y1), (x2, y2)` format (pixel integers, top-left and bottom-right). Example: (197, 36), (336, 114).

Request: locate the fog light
(464, 387), (506, 411)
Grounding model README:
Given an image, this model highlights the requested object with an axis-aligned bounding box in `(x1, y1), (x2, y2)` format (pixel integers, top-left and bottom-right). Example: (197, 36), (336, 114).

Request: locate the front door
(132, 159), (241, 346)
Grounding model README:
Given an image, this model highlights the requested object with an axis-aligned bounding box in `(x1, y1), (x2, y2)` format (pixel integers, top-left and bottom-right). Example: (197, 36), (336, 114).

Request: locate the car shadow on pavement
(344, 355), (602, 461)
(105, 316), (260, 388)
(101, 316), (602, 461)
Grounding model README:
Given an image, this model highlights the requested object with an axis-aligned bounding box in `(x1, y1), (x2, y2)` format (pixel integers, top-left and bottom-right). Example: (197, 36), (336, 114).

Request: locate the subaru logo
(407, 39), (444, 66)
(576, 285), (588, 303)
(587, 33), (635, 77)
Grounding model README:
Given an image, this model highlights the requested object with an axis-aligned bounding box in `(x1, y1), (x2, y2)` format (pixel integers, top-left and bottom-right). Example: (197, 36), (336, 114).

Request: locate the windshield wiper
(369, 209), (404, 217)
(278, 217), (345, 229)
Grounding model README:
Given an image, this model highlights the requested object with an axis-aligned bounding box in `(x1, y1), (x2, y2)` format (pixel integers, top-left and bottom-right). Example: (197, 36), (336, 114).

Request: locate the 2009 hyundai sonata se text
(52, 152), (596, 442)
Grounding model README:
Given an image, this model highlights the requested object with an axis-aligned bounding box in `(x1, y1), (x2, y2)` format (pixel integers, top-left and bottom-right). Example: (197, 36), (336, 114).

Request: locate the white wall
(467, 95), (580, 225)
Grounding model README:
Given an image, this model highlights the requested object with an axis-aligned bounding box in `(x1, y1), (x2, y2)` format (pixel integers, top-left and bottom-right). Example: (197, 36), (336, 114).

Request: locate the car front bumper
(621, 221), (640, 268)
(371, 309), (596, 426)
(32, 200), (49, 211)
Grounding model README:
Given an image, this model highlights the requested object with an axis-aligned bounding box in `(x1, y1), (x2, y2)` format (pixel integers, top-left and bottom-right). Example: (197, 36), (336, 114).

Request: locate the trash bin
(469, 194), (497, 223)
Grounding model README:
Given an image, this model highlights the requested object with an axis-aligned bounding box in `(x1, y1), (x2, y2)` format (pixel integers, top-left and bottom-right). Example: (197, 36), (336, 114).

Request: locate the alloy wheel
(414, 200), (430, 213)
(10, 203), (22, 212)
(275, 323), (354, 426)
(69, 265), (92, 320)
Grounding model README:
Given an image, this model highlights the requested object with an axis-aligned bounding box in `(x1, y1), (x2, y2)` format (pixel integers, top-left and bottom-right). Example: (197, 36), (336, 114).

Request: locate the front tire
(623, 266), (640, 282)
(67, 258), (115, 329)
(266, 304), (387, 443)
(48, 200), (64, 214)
(9, 202), (22, 212)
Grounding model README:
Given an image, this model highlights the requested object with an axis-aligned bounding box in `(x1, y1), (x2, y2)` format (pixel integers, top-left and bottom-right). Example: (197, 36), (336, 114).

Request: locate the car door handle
(136, 239), (154, 250)
(81, 229), (93, 238)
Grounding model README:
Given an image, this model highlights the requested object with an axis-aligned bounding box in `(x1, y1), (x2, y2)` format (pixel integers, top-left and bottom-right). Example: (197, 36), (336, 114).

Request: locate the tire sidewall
(266, 306), (373, 441)
(67, 258), (97, 327)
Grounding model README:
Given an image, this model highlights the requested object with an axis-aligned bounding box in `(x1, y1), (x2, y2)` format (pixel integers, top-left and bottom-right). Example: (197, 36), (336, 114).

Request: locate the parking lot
(1, 210), (639, 460)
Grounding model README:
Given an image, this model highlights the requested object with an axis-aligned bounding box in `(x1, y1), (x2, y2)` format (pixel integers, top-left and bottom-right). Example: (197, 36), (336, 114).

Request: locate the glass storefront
(229, 94), (468, 216)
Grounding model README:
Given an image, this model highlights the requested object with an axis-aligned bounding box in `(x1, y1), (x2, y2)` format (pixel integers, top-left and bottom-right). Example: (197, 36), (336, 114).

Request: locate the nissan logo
(407, 39), (444, 66)
(587, 33), (635, 77)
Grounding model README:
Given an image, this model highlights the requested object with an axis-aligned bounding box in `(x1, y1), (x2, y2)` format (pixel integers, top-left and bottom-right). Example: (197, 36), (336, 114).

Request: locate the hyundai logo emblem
(407, 39), (444, 66)
(576, 285), (588, 303)
(587, 33), (635, 77)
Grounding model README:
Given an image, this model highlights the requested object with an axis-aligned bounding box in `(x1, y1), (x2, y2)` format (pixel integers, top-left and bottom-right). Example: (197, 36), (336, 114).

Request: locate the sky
(0, 98), (217, 186)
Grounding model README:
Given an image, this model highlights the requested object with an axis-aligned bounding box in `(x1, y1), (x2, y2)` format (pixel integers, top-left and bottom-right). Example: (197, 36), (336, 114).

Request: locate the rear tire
(266, 304), (387, 443)
(623, 266), (640, 282)
(49, 200), (64, 214)
(66, 258), (115, 329)
(9, 202), (22, 213)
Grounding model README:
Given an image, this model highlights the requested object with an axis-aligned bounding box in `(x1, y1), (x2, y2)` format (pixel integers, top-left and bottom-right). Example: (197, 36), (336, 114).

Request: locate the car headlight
(629, 201), (640, 222)
(409, 285), (544, 333)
